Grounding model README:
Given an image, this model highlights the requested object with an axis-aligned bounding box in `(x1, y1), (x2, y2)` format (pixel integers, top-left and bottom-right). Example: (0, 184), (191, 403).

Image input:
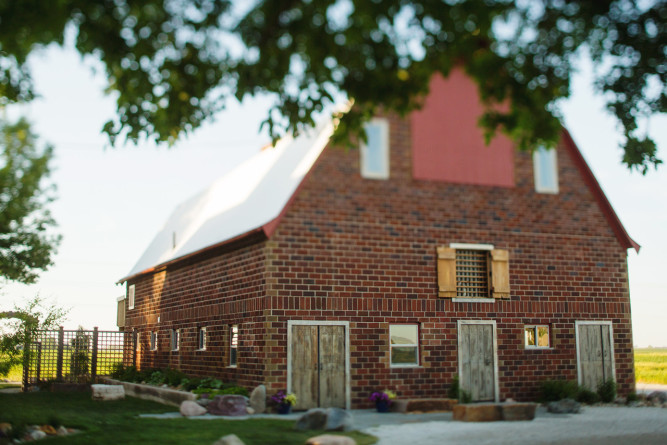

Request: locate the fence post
(36, 342), (42, 384)
(132, 329), (138, 367)
(91, 327), (99, 382)
(22, 326), (31, 392)
(56, 326), (64, 381)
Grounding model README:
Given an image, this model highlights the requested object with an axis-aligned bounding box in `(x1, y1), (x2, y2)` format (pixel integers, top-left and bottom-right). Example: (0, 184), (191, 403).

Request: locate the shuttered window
(437, 245), (510, 299)
(150, 332), (158, 351)
(230, 325), (238, 367)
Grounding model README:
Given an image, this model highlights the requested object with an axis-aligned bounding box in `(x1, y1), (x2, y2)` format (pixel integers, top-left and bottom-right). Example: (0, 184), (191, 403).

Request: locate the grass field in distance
(635, 347), (667, 385)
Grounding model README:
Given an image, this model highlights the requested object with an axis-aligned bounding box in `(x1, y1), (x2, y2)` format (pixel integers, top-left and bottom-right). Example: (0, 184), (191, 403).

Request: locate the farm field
(634, 348), (667, 385)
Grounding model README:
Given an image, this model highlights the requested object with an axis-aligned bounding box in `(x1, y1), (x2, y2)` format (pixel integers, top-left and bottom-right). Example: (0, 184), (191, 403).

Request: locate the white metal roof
(122, 120), (334, 280)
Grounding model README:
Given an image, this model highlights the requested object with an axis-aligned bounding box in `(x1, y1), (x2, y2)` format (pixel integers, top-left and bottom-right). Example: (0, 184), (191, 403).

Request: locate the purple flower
(369, 391), (390, 403)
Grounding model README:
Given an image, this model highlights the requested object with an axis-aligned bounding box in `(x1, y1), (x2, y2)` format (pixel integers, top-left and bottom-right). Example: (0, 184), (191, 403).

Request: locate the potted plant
(369, 390), (397, 412)
(271, 390), (297, 414)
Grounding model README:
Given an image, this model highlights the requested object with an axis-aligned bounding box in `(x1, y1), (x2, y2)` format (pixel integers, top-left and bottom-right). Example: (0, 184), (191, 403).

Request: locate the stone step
(390, 398), (458, 413)
(453, 402), (538, 422)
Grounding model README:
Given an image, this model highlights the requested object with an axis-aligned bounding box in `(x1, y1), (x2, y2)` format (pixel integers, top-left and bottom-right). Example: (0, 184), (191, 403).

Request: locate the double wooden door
(577, 323), (614, 390)
(458, 322), (496, 401)
(290, 325), (345, 409)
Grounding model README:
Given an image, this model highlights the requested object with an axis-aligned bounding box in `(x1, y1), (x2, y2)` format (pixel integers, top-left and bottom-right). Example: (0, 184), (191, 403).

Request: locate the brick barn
(117, 69), (638, 409)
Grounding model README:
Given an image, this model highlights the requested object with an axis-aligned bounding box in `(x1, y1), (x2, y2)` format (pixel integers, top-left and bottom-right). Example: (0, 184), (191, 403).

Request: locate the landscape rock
(180, 400), (208, 417)
(453, 404), (502, 422)
(40, 424), (58, 435)
(325, 408), (354, 431)
(0, 422), (11, 437)
(246, 407), (255, 415)
(501, 403), (538, 421)
(207, 395), (249, 416)
(57, 426), (68, 436)
(28, 429), (47, 441)
(212, 433), (246, 445)
(197, 397), (212, 407)
(249, 384), (266, 414)
(306, 434), (357, 445)
(91, 384), (125, 401)
(295, 408), (328, 430)
(547, 398), (581, 414)
(647, 391), (667, 404)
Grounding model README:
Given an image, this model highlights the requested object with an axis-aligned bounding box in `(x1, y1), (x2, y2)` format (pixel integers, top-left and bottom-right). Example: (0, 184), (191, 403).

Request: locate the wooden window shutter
(437, 247), (457, 298)
(491, 249), (510, 299)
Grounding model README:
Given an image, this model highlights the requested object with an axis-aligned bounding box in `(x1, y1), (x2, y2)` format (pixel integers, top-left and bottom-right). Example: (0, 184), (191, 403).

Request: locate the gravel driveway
(362, 406), (667, 445)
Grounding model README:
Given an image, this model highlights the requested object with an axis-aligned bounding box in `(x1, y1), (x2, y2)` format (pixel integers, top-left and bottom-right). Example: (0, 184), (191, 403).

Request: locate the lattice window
(455, 249), (490, 298)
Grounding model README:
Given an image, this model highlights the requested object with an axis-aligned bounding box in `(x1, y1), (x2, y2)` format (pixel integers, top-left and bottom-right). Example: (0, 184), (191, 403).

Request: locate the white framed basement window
(198, 327), (207, 351)
(229, 324), (238, 367)
(390, 324), (420, 367)
(128, 284), (135, 310)
(533, 146), (559, 194)
(525, 325), (550, 349)
(360, 118), (390, 179)
(150, 331), (158, 351)
(170, 329), (180, 351)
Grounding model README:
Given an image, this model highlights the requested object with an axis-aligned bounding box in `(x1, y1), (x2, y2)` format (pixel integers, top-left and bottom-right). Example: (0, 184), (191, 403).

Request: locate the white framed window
(390, 324), (419, 367)
(360, 118), (390, 179)
(150, 331), (158, 351)
(525, 325), (550, 349)
(198, 327), (207, 351)
(170, 329), (180, 351)
(128, 284), (135, 310)
(533, 146), (559, 194)
(230, 324), (238, 367)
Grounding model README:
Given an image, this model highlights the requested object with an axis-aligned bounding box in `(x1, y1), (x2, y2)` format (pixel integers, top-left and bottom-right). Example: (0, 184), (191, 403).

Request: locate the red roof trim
(561, 128), (640, 252)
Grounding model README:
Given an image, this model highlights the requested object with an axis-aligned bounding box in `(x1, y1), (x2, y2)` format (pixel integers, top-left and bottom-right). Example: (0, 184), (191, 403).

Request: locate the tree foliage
(0, 296), (69, 377)
(0, 1), (664, 172)
(0, 118), (60, 284)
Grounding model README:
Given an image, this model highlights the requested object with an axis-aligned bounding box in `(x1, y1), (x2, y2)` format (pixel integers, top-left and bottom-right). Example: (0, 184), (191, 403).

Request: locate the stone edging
(99, 378), (196, 407)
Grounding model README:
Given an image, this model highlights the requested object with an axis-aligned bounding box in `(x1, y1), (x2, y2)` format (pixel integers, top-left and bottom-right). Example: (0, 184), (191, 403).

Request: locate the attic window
(360, 118), (390, 179)
(533, 146), (559, 194)
(437, 244), (510, 300)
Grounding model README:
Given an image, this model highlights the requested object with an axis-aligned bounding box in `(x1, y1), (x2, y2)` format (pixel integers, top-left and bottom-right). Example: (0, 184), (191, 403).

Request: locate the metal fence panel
(22, 327), (134, 390)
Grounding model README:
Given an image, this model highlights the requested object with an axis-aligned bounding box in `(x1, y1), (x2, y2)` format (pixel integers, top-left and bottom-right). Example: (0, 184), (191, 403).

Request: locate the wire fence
(22, 327), (136, 390)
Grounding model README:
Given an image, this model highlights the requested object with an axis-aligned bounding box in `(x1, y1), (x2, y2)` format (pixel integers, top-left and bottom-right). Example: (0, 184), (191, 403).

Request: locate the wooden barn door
(458, 322), (497, 401)
(577, 323), (614, 390)
(290, 324), (345, 410)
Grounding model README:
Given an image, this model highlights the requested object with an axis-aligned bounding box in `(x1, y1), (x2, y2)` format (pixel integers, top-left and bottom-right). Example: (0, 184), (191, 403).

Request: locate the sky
(1, 43), (666, 348)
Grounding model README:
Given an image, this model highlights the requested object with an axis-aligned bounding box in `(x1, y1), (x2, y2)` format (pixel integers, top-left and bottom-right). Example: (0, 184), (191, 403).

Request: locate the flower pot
(375, 400), (390, 413)
(277, 403), (292, 414)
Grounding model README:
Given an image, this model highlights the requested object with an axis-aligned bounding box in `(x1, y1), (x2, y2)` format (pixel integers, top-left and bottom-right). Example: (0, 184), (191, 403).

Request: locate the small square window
(525, 325), (550, 349)
(170, 329), (180, 351)
(533, 146), (559, 194)
(128, 284), (135, 310)
(198, 327), (207, 351)
(150, 332), (158, 351)
(390, 324), (419, 366)
(230, 325), (238, 367)
(360, 118), (390, 179)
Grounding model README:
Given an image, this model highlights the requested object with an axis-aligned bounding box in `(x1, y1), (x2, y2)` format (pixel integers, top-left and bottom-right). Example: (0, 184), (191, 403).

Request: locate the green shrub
(626, 392), (639, 404)
(597, 379), (617, 403)
(576, 388), (600, 404)
(180, 377), (202, 391)
(163, 368), (188, 387)
(539, 380), (579, 402)
(198, 377), (223, 390)
(447, 376), (460, 400)
(147, 370), (165, 385)
(459, 390), (472, 404)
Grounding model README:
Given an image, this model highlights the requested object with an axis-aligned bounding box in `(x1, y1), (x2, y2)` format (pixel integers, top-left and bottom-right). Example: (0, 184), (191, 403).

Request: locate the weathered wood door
(291, 325), (345, 409)
(459, 323), (496, 401)
(577, 323), (614, 390)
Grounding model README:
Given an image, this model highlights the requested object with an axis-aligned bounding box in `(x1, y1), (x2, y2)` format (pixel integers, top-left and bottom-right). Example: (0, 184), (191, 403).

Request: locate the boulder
(647, 391), (667, 404)
(295, 408), (328, 430)
(0, 422), (11, 438)
(547, 398), (581, 414)
(40, 425), (57, 435)
(501, 403), (538, 421)
(180, 400), (208, 417)
(325, 408), (354, 432)
(453, 404), (502, 422)
(28, 430), (47, 441)
(249, 384), (266, 414)
(306, 434), (357, 445)
(207, 395), (249, 417)
(212, 433), (246, 445)
(91, 384), (125, 401)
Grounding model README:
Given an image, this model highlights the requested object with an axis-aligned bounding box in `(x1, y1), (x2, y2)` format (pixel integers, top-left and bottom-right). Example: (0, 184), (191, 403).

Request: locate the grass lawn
(635, 348), (667, 385)
(0, 391), (376, 445)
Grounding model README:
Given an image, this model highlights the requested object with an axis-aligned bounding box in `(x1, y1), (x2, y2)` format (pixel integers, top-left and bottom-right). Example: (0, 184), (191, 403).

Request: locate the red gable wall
(411, 69), (515, 187)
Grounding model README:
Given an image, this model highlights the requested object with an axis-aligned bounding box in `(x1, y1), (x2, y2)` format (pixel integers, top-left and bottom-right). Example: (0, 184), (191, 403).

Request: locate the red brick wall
(125, 242), (269, 388)
(264, 112), (634, 406)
